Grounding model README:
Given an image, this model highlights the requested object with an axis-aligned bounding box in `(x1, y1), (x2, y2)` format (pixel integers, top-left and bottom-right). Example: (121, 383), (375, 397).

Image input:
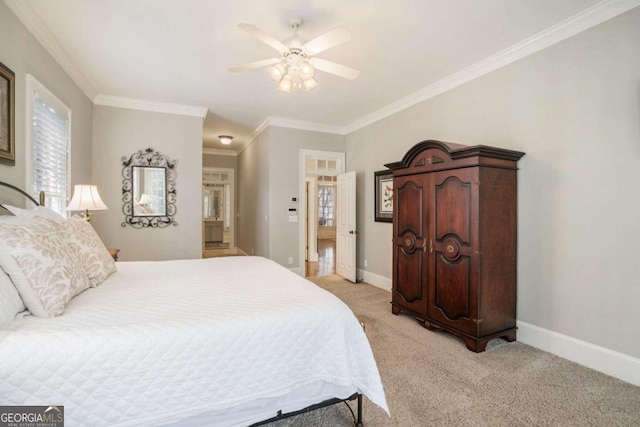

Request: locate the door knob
(349, 230), (356, 234)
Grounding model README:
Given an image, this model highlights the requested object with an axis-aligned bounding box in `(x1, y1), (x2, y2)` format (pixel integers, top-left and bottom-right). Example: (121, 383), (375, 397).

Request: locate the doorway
(306, 175), (338, 277)
(202, 167), (234, 256)
(299, 150), (345, 278)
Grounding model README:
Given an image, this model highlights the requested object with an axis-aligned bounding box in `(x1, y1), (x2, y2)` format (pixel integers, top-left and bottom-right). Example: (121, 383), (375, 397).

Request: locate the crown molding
(4, 0), (97, 101)
(237, 118), (270, 154)
(11, 0), (638, 140)
(246, 0), (640, 137)
(344, 0), (640, 134)
(238, 116), (349, 155)
(94, 95), (207, 118)
(203, 147), (237, 157)
(267, 116), (348, 135)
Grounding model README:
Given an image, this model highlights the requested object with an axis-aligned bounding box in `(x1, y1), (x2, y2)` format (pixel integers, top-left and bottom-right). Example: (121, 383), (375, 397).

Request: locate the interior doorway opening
(299, 150), (345, 278)
(202, 167), (234, 257)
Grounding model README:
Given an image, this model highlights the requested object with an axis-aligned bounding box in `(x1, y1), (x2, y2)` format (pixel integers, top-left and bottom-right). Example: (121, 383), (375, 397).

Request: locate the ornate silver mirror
(121, 148), (177, 228)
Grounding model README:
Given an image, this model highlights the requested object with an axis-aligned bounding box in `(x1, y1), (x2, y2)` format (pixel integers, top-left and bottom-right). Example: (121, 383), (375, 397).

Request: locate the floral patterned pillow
(65, 218), (116, 287)
(0, 216), (90, 317)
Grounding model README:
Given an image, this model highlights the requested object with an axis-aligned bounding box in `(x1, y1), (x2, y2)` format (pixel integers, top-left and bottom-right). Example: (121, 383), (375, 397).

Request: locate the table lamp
(66, 185), (108, 221)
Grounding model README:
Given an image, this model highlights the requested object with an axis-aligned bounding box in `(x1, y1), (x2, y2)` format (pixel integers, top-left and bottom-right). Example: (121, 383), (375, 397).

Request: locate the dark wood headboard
(0, 181), (44, 206)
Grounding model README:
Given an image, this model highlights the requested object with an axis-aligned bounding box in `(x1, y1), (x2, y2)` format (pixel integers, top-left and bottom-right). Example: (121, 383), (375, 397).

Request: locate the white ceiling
(9, 0), (622, 151)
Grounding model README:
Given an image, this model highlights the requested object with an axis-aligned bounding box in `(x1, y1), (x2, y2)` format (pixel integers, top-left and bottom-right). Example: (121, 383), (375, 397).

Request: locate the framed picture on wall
(0, 61), (15, 166)
(374, 170), (393, 222)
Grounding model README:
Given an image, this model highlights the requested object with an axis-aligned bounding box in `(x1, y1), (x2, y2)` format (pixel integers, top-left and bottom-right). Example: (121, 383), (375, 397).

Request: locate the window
(27, 75), (71, 216)
(318, 186), (335, 227)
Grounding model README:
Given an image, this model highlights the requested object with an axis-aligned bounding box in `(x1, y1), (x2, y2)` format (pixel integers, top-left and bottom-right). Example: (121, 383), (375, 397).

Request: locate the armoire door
(427, 168), (479, 335)
(392, 174), (430, 316)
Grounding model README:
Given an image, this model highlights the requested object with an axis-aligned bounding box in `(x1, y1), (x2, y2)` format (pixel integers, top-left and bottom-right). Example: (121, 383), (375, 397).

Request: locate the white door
(336, 171), (356, 282)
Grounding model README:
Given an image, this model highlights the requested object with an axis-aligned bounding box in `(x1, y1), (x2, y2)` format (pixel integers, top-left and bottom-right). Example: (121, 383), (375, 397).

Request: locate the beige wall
(237, 129), (270, 256)
(91, 106), (203, 261)
(0, 2), (92, 203)
(236, 127), (345, 267)
(267, 127), (345, 269)
(346, 8), (640, 358)
(203, 153), (237, 170)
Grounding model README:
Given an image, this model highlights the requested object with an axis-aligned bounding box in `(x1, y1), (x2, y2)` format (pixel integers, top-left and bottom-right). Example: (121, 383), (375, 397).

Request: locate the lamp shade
(66, 185), (108, 212)
(138, 194), (152, 205)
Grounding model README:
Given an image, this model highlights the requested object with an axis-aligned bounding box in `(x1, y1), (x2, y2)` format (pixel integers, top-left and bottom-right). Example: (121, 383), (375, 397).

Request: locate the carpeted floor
(270, 274), (640, 426)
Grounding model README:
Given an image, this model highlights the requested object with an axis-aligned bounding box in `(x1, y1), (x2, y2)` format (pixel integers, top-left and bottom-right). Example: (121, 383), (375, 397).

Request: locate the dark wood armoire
(385, 140), (525, 352)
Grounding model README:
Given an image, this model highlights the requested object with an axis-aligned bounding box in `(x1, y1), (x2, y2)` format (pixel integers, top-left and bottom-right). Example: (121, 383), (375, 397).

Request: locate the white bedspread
(0, 257), (388, 426)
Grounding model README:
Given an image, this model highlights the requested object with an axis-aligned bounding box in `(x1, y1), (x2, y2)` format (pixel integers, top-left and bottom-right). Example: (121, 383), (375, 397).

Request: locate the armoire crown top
(385, 140), (525, 171)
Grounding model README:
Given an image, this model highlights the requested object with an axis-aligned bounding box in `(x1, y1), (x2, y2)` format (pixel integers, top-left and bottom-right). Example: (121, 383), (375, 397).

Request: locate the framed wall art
(0, 61), (15, 166)
(374, 169), (393, 222)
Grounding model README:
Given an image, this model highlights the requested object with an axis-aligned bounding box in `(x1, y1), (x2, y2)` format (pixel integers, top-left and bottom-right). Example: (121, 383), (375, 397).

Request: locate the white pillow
(65, 218), (116, 287)
(0, 216), (90, 317)
(0, 267), (25, 329)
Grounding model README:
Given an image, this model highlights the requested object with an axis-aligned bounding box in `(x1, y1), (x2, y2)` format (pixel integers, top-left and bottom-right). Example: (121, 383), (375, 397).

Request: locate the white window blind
(30, 84), (70, 216)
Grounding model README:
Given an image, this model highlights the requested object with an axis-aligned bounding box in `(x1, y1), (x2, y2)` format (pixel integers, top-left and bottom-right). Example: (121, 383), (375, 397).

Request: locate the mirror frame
(121, 148), (177, 228)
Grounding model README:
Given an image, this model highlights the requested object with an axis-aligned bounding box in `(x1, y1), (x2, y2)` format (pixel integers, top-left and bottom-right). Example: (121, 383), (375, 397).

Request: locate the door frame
(202, 167), (235, 250)
(298, 149), (345, 277)
(305, 176), (318, 262)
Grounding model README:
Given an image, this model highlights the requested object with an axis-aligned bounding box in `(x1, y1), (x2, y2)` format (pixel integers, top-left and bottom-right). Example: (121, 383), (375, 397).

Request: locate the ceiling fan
(229, 17), (359, 93)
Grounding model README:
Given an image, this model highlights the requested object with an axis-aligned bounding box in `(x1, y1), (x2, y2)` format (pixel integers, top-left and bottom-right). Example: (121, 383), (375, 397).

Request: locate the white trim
(4, 0), (97, 101)
(356, 269), (392, 292)
(238, 119), (269, 154)
(237, 0), (640, 137)
(351, 269), (640, 386)
(305, 177), (319, 263)
(267, 116), (347, 135)
(517, 321), (640, 386)
(9, 0), (639, 135)
(344, 0), (640, 133)
(203, 148), (237, 157)
(94, 95), (207, 118)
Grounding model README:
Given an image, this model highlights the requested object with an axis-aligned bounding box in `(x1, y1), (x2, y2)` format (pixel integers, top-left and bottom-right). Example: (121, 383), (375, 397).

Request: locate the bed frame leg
(355, 393), (363, 427)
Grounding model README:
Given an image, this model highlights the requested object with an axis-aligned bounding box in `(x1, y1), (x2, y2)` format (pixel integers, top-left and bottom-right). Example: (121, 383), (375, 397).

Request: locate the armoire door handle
(429, 239), (433, 253)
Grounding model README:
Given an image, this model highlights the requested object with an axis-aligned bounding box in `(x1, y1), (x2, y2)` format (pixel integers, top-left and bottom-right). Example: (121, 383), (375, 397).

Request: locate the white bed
(0, 256), (388, 426)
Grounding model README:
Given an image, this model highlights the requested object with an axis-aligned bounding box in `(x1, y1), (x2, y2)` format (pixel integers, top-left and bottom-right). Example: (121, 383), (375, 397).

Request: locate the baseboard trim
(356, 269), (392, 292)
(517, 321), (640, 386)
(354, 269), (640, 386)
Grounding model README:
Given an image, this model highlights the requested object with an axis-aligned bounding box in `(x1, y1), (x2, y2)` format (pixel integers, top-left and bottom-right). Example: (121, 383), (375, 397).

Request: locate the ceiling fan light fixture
(230, 18), (358, 94)
(268, 63), (286, 81)
(277, 75), (293, 93)
(303, 77), (318, 92)
(218, 135), (234, 145)
(299, 62), (315, 80)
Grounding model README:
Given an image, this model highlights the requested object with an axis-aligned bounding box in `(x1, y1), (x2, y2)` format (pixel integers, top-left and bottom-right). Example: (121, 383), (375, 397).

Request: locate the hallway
(305, 239), (335, 278)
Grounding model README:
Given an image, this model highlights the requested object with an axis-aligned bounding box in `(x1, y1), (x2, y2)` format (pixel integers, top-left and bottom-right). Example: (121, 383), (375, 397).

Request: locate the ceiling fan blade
(310, 58), (360, 80)
(303, 27), (352, 55)
(229, 57), (282, 73)
(238, 23), (289, 54)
